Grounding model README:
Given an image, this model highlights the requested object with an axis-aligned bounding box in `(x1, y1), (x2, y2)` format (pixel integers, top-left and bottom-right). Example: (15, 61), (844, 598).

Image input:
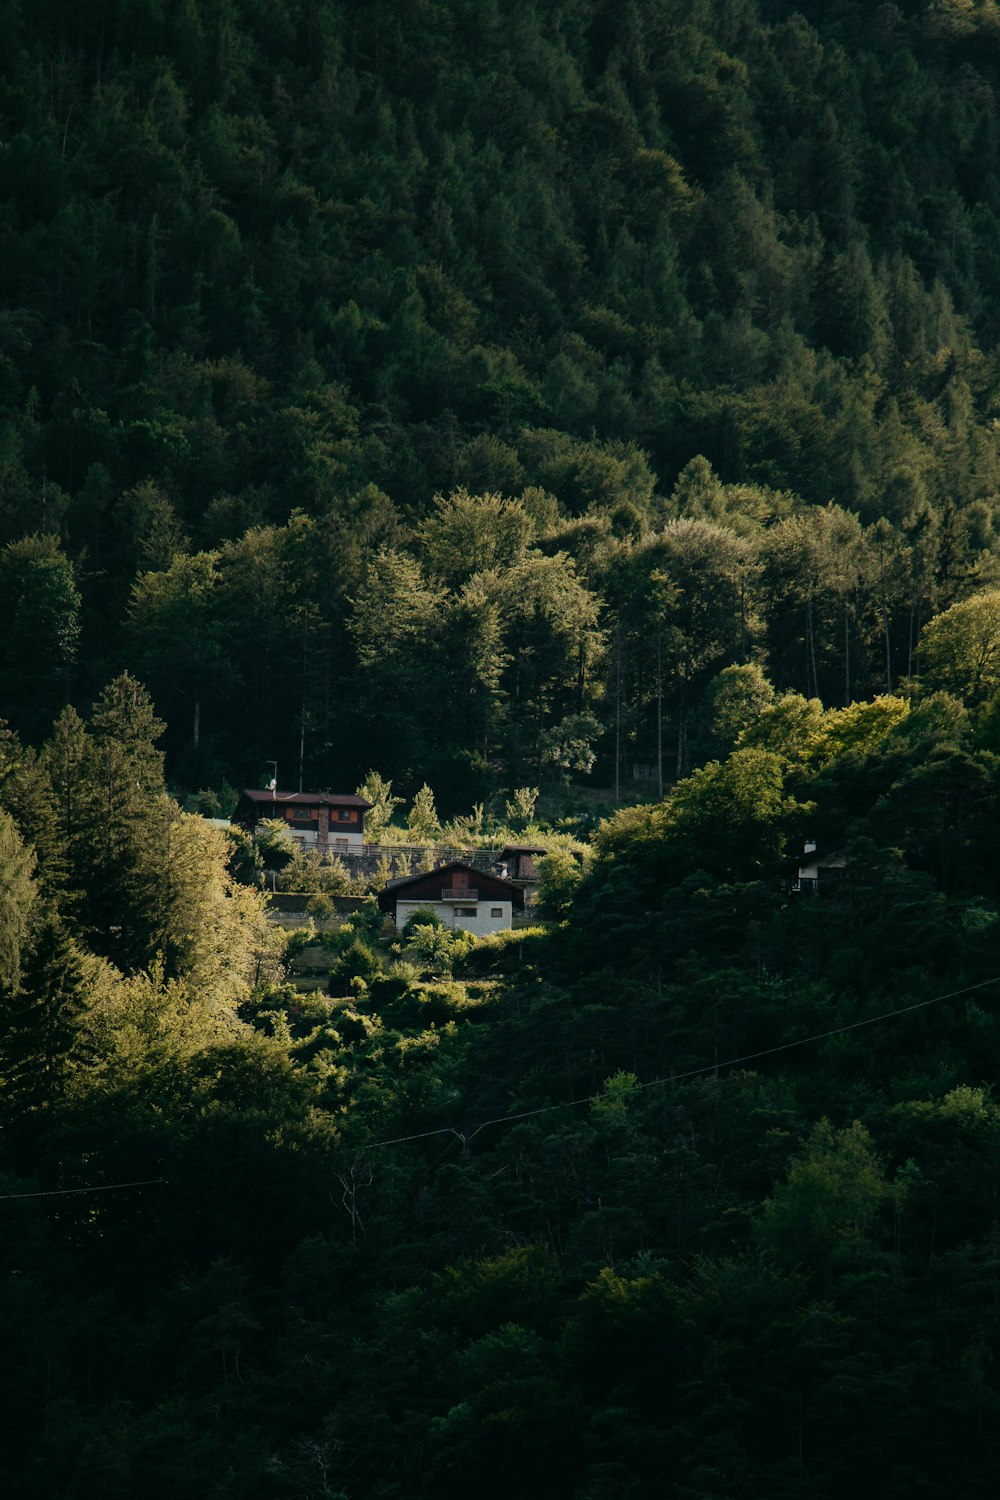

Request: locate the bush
(351, 896), (386, 942)
(401, 906), (444, 939)
(225, 827), (262, 885)
(458, 926), (550, 976)
(306, 891), (334, 921)
(276, 848), (360, 894)
(536, 847), (586, 919)
(329, 938), (381, 993)
(404, 923), (477, 976)
(255, 817), (297, 870)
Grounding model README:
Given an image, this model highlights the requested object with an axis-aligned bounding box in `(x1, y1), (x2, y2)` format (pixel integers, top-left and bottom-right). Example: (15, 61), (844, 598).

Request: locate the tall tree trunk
(614, 619), (621, 806)
(884, 607), (892, 693)
(656, 627), (663, 801)
(908, 600), (916, 680)
(299, 611), (308, 793)
(675, 702), (687, 779)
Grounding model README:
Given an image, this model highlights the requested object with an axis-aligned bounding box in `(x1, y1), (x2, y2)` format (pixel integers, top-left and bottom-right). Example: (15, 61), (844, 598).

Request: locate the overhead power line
(0, 1177), (165, 1203)
(362, 974), (1000, 1154)
(5, 976), (998, 1200)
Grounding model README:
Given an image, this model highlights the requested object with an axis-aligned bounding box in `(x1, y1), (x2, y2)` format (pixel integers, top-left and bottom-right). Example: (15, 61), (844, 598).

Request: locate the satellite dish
(268, 778), (277, 792)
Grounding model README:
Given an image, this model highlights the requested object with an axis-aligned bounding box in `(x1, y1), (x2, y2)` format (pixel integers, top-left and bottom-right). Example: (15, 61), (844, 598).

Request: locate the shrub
(401, 906), (444, 939)
(329, 938), (381, 993)
(306, 891), (334, 921)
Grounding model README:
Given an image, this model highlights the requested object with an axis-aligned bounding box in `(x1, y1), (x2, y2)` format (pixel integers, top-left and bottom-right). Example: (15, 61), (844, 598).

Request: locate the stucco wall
(395, 899), (513, 935)
(286, 829), (365, 851)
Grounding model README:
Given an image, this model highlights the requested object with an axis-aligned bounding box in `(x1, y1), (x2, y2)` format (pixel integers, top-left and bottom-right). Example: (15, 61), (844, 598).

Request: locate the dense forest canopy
(4, 0), (1000, 793)
(4, 2), (1000, 1497)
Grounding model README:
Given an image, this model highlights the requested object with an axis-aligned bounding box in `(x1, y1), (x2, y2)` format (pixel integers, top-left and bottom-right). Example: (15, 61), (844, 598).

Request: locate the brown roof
(240, 789), (372, 808)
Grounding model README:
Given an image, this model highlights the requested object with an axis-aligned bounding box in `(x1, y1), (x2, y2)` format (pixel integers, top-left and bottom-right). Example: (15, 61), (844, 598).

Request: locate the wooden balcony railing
(441, 888), (478, 901)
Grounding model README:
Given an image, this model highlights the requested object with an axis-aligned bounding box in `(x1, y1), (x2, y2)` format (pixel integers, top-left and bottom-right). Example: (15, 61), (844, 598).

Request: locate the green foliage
(756, 1119), (896, 1270)
(504, 786), (539, 829)
(540, 712), (602, 778)
(306, 890), (334, 922)
(597, 746), (807, 883)
(458, 926), (549, 976)
(401, 906), (445, 939)
(815, 695), (911, 764)
(536, 847), (586, 921)
(407, 783), (441, 841)
(126, 550), (227, 749)
(668, 747), (804, 878)
(356, 770), (402, 842)
(707, 661), (775, 750)
(0, 535), (80, 741)
(919, 589), (1000, 704)
(224, 825), (262, 885)
(405, 922), (476, 976)
(329, 938), (381, 994)
(7, 6), (1000, 1496)
(0, 809), (38, 993)
(254, 817), (297, 869)
(0, 0), (991, 801)
(418, 490), (533, 586)
(275, 847), (359, 896)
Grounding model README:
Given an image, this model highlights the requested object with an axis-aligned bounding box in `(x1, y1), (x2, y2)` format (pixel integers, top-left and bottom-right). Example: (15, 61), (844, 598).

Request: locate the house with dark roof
(234, 789), (372, 853)
(377, 861), (525, 934)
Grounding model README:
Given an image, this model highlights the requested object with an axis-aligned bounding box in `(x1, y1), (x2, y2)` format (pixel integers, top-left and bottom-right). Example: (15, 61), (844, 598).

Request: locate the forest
(4, 0), (1000, 1495)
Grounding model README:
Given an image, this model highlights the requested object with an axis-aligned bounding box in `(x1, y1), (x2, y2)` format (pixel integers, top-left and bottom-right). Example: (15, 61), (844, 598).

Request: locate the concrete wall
(395, 899), (513, 935)
(257, 838), (505, 877)
(265, 892), (369, 917)
(285, 828), (365, 852)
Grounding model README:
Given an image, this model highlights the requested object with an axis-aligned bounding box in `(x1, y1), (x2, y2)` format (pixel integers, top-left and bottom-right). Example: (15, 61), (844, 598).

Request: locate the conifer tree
(0, 914), (94, 1118)
(0, 809), (36, 995)
(0, 535), (80, 742)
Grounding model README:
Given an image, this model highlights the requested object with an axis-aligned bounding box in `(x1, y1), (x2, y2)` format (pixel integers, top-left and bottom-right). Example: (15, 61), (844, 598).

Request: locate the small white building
(787, 839), (847, 894)
(377, 861), (525, 935)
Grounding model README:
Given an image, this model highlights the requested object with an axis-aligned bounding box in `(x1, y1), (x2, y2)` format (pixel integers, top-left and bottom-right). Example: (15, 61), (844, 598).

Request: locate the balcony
(441, 888), (478, 902)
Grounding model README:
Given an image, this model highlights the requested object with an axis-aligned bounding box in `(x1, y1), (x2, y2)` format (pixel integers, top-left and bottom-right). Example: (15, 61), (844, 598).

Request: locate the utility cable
(361, 973), (1000, 1154)
(6, 977), (998, 1197)
(0, 1177), (165, 1202)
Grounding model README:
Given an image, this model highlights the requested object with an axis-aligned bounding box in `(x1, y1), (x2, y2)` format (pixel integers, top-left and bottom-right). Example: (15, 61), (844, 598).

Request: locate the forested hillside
(5, 2), (1000, 1496)
(4, 0), (1000, 791)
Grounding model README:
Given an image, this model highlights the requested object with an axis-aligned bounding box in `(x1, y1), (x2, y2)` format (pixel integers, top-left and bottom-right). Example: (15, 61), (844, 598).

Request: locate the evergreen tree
(0, 535), (80, 741)
(0, 914), (95, 1118)
(0, 809), (36, 994)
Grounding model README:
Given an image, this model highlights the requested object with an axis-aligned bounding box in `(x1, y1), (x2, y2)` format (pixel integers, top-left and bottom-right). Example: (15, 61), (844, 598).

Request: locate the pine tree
(64, 676), (167, 960)
(0, 914), (94, 1118)
(0, 809), (37, 995)
(406, 783), (440, 841)
(0, 535), (80, 742)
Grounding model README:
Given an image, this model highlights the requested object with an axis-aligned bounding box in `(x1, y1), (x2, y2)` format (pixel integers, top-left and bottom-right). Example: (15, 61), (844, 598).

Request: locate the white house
(377, 860), (526, 935)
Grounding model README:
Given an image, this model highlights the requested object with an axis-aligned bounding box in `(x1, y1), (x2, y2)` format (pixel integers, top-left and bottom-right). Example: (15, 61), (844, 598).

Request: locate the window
(335, 809), (354, 822)
(457, 906), (477, 917)
(491, 907), (503, 918)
